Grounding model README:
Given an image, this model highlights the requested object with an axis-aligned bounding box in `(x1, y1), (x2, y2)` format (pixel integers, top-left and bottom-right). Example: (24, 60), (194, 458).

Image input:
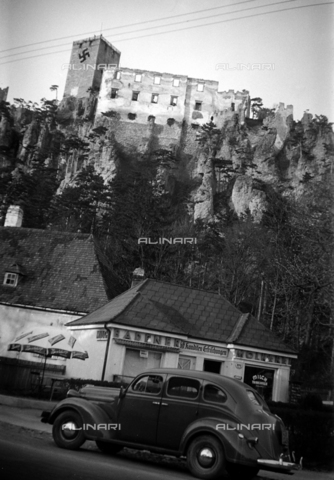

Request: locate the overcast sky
(1, 0), (333, 121)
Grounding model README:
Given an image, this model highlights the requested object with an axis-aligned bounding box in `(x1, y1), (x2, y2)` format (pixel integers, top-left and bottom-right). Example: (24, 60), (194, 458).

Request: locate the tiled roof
(234, 314), (295, 353)
(0, 227), (121, 313)
(68, 278), (296, 354)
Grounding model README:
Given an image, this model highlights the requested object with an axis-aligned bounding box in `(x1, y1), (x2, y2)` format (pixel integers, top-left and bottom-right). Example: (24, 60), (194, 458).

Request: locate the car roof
(142, 368), (255, 396)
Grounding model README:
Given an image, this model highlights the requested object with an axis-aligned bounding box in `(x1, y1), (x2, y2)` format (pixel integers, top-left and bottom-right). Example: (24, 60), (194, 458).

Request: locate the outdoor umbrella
(8, 327), (88, 387)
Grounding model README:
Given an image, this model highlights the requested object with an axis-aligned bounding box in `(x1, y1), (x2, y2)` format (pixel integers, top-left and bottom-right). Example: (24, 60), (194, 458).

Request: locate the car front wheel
(187, 435), (226, 480)
(52, 410), (86, 450)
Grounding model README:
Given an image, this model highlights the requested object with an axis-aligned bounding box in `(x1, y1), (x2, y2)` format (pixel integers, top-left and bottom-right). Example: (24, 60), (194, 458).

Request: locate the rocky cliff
(0, 95), (333, 224)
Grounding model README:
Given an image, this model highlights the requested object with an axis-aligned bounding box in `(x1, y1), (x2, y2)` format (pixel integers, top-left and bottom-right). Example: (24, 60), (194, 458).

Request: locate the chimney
(131, 267), (145, 287)
(4, 206), (23, 227)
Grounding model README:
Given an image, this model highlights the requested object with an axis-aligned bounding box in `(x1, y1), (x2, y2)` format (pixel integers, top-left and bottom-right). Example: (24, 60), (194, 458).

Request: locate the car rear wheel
(226, 463), (259, 479)
(96, 440), (123, 455)
(187, 435), (226, 480)
(52, 410), (85, 450)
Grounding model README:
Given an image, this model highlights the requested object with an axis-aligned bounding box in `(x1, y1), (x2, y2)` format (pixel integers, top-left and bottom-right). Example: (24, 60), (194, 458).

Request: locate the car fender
(48, 397), (119, 442)
(180, 417), (260, 465)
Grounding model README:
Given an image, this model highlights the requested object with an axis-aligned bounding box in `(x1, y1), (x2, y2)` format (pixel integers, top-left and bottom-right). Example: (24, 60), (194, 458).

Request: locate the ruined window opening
(111, 88), (118, 99)
(173, 78), (180, 87)
(167, 118), (175, 126)
(170, 96), (178, 106)
(135, 74), (142, 82)
(3, 272), (18, 287)
(132, 91), (139, 101)
(115, 71), (121, 80)
(194, 101), (202, 111)
(154, 76), (161, 85)
(231, 103), (235, 111)
(151, 94), (159, 104)
(128, 113), (137, 120)
(197, 83), (204, 92)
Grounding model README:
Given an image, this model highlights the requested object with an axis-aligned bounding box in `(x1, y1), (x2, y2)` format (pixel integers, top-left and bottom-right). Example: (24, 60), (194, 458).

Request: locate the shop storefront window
(122, 348), (162, 379)
(243, 365), (274, 402)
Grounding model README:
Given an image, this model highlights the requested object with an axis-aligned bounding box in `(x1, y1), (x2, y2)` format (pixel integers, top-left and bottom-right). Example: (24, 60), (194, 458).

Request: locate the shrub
(268, 402), (334, 468)
(298, 393), (323, 411)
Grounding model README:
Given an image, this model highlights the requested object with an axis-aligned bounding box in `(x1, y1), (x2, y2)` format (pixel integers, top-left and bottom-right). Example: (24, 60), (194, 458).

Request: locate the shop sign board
(182, 342), (227, 356)
(235, 349), (291, 365)
(96, 329), (108, 341)
(113, 328), (227, 357)
(252, 374), (268, 387)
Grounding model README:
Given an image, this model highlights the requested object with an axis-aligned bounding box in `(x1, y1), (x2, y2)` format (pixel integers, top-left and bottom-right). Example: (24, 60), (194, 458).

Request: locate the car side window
(167, 376), (200, 399)
(203, 384), (227, 404)
(246, 390), (261, 406)
(131, 375), (163, 395)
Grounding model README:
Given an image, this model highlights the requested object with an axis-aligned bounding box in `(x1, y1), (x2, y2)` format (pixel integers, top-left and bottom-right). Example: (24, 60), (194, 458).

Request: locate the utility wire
(0, 0), (256, 54)
(0, 0), (295, 60)
(111, 1), (333, 44)
(0, 1), (332, 66)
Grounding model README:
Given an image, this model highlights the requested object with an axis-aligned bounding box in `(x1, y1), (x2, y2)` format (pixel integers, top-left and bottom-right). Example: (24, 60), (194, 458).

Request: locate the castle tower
(0, 87), (9, 102)
(63, 35), (121, 98)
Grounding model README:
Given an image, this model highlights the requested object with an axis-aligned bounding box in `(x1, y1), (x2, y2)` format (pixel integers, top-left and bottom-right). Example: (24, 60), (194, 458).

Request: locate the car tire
(226, 463), (260, 479)
(187, 435), (226, 480)
(52, 410), (86, 450)
(96, 440), (123, 455)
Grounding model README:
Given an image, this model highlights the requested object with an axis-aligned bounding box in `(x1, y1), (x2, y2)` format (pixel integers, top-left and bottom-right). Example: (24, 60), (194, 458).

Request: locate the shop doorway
(203, 359), (222, 374)
(243, 365), (274, 402)
(122, 348), (162, 380)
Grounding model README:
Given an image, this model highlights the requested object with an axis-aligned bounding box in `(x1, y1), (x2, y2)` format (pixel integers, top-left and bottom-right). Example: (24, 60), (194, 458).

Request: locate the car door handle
(152, 401), (160, 405)
(161, 403), (168, 407)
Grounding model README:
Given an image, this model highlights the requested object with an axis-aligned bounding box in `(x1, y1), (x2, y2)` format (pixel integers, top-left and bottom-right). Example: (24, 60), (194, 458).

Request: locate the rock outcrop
(0, 94), (332, 225)
(193, 152), (215, 221)
(231, 176), (269, 223)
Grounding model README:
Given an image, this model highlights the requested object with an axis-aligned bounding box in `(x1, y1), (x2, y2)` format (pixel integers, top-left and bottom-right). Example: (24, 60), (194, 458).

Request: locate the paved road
(0, 422), (333, 480)
(0, 424), (191, 480)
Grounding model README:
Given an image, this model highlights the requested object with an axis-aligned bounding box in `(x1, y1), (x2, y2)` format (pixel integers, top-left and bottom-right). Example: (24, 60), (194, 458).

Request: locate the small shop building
(0, 208), (121, 390)
(67, 271), (297, 403)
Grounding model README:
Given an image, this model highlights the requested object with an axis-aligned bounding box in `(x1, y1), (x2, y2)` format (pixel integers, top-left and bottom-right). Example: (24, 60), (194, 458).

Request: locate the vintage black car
(41, 369), (300, 479)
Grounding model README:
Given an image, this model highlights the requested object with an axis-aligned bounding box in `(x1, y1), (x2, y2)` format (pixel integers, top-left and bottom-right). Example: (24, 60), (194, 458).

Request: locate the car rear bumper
(257, 458), (302, 474)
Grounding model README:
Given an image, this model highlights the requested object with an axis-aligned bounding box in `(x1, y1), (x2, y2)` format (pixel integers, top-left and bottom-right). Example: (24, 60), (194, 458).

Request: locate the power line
(109, 1), (334, 43)
(112, 1), (333, 44)
(0, 0), (256, 54)
(0, 2), (332, 66)
(0, 0), (295, 60)
(0, 48), (71, 65)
